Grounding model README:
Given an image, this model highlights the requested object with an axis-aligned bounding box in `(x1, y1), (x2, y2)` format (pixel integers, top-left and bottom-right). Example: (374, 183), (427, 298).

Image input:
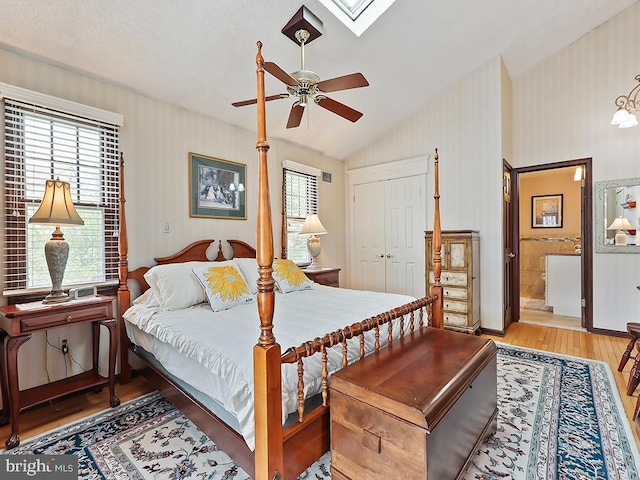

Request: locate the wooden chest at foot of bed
(330, 327), (497, 480)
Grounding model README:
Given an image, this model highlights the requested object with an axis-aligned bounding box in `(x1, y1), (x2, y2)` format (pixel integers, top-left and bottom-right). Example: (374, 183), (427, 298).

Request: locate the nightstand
(302, 267), (341, 287)
(0, 295), (120, 449)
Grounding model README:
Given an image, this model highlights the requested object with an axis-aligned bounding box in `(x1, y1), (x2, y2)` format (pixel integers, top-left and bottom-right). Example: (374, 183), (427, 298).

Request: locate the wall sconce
(607, 216), (633, 245)
(29, 179), (84, 303)
(298, 214), (327, 269)
(610, 74), (640, 129)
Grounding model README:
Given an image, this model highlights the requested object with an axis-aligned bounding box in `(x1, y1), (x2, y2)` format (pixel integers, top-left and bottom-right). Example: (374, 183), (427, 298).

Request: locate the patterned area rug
(3, 344), (639, 479)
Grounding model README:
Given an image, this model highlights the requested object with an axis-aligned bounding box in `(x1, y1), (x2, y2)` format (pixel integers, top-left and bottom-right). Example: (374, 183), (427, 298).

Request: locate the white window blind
(3, 98), (120, 295)
(283, 166), (319, 265)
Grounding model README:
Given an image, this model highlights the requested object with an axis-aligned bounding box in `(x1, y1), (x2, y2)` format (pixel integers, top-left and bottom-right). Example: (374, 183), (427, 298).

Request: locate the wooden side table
(0, 295), (120, 449)
(302, 267), (341, 287)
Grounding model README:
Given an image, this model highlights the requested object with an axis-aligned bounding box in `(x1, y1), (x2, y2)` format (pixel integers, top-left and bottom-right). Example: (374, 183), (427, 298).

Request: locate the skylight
(318, 0), (396, 36)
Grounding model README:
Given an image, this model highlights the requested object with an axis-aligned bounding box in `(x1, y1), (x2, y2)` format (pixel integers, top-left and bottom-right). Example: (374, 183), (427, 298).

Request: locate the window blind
(3, 98), (120, 295)
(283, 167), (319, 264)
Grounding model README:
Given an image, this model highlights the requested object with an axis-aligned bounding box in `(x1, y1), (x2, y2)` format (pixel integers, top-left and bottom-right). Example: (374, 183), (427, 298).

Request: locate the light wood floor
(1, 322), (639, 449)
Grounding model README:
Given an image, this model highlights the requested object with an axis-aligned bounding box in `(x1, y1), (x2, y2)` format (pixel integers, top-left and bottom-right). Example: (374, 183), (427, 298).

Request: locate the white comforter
(123, 285), (416, 450)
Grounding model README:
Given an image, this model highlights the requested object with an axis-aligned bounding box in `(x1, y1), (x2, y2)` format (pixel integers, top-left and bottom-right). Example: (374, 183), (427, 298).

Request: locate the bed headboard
(126, 239), (257, 294)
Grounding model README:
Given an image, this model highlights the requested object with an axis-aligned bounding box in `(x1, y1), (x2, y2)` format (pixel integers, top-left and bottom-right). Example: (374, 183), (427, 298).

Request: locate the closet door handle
(386, 253), (392, 258)
(376, 253), (384, 258)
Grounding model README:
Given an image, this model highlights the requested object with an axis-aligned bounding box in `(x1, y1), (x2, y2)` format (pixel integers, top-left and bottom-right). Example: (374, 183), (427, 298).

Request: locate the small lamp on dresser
(299, 214), (327, 270)
(29, 178), (84, 303)
(608, 216), (633, 246)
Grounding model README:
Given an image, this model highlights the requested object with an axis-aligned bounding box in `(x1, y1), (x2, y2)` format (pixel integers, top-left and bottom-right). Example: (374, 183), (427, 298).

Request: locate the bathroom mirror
(595, 177), (640, 253)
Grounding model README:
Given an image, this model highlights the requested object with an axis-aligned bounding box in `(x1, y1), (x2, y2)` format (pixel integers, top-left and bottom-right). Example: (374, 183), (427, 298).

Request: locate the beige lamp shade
(607, 216), (634, 246)
(29, 179), (84, 226)
(29, 179), (84, 303)
(299, 214), (327, 236)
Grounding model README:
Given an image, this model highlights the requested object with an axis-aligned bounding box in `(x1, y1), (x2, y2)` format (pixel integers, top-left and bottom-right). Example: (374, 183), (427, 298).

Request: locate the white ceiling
(0, 0), (637, 160)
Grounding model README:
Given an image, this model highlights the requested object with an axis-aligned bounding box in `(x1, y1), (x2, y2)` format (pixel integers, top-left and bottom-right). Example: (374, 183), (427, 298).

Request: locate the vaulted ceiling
(0, 0), (637, 159)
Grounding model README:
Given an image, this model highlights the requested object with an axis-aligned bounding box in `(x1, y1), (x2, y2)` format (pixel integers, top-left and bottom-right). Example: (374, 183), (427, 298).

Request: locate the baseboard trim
(590, 327), (629, 338)
(480, 327), (505, 337)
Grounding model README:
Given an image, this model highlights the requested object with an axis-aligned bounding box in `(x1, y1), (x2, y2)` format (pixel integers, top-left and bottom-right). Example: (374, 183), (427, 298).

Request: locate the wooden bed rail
(281, 296), (435, 422)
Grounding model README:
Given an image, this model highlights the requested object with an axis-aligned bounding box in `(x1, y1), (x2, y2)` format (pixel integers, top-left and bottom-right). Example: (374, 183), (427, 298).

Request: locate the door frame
(509, 158), (593, 332)
(503, 160), (517, 330)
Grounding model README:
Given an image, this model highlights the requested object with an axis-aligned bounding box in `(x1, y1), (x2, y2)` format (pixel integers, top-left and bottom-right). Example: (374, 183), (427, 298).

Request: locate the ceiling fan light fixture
(231, 7), (368, 129)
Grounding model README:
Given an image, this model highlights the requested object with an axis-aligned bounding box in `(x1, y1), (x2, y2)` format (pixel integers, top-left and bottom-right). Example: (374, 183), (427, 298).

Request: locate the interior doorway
(506, 158), (593, 332)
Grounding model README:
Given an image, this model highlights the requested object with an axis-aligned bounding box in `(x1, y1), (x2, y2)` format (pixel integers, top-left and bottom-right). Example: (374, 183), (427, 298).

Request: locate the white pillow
(132, 288), (160, 307)
(192, 263), (253, 312)
(144, 260), (236, 311)
(235, 257), (259, 294)
(272, 259), (313, 294)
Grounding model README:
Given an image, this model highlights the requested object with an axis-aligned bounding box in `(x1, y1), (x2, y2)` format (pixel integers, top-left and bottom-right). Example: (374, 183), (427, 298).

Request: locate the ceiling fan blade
(264, 62), (299, 87)
(232, 94), (288, 107)
(316, 73), (369, 93)
(286, 103), (305, 128)
(315, 96), (363, 123)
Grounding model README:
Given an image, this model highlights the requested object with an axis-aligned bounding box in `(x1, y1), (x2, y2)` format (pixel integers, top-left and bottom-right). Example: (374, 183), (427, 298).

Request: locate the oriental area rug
(2, 345), (640, 479)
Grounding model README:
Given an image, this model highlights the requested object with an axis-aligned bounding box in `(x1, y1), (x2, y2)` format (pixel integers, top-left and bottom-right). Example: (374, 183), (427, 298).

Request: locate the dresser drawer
(429, 271), (468, 287)
(443, 287), (467, 300)
(444, 312), (468, 327)
(444, 299), (468, 313)
(20, 304), (113, 332)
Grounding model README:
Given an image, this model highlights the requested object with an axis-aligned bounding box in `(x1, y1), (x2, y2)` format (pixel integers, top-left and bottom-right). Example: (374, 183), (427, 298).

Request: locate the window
(2, 85), (122, 296)
(318, 0), (396, 36)
(283, 161), (320, 265)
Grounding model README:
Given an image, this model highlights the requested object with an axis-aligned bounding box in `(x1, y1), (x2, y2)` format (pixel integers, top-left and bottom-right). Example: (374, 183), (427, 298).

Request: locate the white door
(352, 175), (426, 297)
(385, 176), (425, 297)
(353, 181), (386, 292)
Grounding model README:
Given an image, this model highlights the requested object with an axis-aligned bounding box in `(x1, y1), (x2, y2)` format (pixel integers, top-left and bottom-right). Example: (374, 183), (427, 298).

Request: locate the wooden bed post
(117, 152), (132, 383)
(253, 41), (284, 480)
(430, 148), (444, 329)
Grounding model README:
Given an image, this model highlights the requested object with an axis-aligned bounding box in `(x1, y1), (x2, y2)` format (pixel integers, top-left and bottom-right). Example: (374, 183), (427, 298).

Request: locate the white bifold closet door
(352, 175), (425, 298)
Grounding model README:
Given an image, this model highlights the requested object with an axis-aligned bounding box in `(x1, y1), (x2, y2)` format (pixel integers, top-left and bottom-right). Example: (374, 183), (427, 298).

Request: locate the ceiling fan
(232, 28), (369, 128)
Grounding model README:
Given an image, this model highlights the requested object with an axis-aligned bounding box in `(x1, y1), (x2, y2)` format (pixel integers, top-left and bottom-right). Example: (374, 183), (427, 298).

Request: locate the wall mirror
(595, 177), (640, 253)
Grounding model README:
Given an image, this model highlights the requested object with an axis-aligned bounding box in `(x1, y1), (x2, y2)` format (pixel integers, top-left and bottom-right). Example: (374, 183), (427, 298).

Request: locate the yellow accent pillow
(272, 259), (313, 293)
(192, 264), (253, 311)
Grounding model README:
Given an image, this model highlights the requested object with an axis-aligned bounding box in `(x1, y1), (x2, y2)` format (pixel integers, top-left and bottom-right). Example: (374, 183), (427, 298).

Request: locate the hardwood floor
(0, 374), (155, 448)
(1, 322), (638, 450)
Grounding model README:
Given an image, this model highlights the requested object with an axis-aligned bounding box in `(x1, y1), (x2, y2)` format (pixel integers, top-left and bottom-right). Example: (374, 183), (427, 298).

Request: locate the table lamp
(299, 214), (327, 269)
(607, 216), (633, 245)
(29, 179), (84, 303)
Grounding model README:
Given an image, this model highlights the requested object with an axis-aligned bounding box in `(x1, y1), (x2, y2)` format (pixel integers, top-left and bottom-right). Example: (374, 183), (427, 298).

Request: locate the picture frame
(189, 152), (246, 219)
(531, 194), (563, 228)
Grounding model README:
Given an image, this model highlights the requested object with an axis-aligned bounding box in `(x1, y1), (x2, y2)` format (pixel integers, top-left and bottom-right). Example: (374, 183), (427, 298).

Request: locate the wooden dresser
(330, 328), (497, 479)
(425, 230), (480, 334)
(302, 267), (340, 287)
(0, 296), (120, 448)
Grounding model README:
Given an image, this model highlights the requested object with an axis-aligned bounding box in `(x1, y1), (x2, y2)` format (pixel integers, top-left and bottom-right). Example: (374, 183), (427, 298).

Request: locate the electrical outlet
(61, 339), (69, 355)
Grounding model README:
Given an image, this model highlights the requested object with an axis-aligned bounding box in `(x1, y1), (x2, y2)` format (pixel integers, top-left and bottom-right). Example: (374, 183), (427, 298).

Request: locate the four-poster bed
(116, 42), (496, 480)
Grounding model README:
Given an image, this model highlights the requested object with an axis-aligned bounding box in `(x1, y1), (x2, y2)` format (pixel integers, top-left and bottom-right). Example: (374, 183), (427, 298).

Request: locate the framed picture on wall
(532, 194), (563, 228)
(189, 152), (246, 219)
